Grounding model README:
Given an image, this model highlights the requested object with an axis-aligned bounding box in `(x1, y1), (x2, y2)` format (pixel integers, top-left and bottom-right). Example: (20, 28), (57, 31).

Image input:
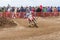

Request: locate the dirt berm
(0, 17), (17, 28)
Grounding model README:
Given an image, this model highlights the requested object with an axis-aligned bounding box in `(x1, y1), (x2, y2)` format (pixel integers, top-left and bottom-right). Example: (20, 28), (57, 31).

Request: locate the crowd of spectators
(7, 6), (60, 12)
(0, 5), (60, 13)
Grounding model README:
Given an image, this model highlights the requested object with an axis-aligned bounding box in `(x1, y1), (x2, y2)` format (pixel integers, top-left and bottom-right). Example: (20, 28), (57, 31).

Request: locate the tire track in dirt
(12, 19), (26, 30)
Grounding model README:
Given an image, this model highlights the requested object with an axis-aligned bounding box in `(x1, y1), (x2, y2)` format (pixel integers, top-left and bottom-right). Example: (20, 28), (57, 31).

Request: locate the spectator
(42, 7), (47, 12)
(40, 5), (43, 12)
(57, 7), (60, 12)
(52, 7), (57, 12)
(17, 8), (20, 12)
(36, 7), (41, 12)
(35, 7), (38, 12)
(52, 7), (58, 12)
(29, 6), (32, 11)
(11, 7), (15, 12)
(20, 6), (25, 12)
(47, 7), (52, 12)
(31, 7), (35, 12)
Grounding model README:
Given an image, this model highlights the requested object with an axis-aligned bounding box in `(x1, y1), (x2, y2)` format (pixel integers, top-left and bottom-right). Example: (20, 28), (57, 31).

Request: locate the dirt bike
(28, 16), (38, 28)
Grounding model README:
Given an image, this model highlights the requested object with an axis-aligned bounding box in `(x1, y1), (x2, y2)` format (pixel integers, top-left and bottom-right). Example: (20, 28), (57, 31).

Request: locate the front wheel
(32, 20), (38, 28)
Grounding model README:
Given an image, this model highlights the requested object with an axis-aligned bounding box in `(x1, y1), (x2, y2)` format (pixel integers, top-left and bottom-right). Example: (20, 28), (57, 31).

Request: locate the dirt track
(0, 17), (60, 40)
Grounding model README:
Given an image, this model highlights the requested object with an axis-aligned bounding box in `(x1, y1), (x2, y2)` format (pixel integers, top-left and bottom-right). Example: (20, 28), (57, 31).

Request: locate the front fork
(28, 19), (38, 28)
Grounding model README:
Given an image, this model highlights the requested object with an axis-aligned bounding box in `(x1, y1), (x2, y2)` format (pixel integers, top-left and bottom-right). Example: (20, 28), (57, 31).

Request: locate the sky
(0, 0), (60, 7)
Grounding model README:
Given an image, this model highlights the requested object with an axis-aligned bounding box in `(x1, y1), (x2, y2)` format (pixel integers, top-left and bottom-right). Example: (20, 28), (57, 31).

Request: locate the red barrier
(42, 12), (59, 17)
(0, 12), (59, 18)
(20, 12), (26, 18)
(2, 12), (11, 18)
(0, 12), (3, 17)
(5, 12), (11, 18)
(36, 12), (42, 16)
(53, 12), (59, 16)
(42, 12), (46, 17)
